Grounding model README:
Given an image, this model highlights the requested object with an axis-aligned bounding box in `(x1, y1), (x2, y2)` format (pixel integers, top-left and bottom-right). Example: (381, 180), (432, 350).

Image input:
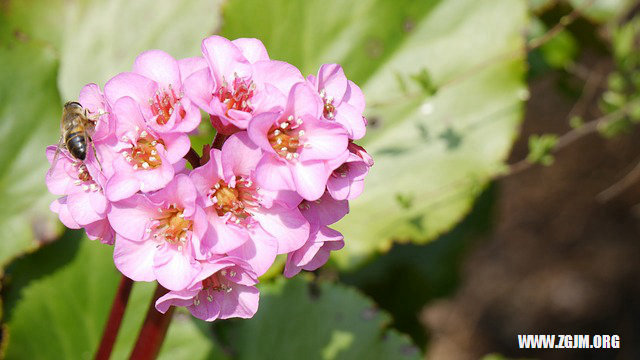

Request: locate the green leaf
(1, 232), (222, 359)
(539, 29), (579, 68)
(0, 41), (62, 267)
(527, 134), (558, 166)
(0, 0), (222, 267)
(216, 277), (421, 360)
(569, 0), (636, 23)
(57, 0), (223, 100)
(221, 0), (527, 268)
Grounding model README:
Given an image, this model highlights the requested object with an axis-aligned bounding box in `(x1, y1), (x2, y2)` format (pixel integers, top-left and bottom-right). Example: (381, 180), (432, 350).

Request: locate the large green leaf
(0, 0), (221, 267)
(569, 0), (636, 23)
(0, 41), (62, 267)
(1, 232), (222, 359)
(215, 277), (421, 360)
(57, 0), (223, 100)
(221, 0), (527, 268)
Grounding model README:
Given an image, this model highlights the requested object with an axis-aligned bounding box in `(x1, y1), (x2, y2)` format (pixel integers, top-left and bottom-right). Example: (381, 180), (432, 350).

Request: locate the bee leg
(48, 135), (64, 176)
(90, 138), (103, 172)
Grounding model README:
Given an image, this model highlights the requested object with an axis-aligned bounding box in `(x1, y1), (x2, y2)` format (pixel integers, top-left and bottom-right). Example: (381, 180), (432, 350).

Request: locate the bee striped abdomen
(65, 130), (87, 160)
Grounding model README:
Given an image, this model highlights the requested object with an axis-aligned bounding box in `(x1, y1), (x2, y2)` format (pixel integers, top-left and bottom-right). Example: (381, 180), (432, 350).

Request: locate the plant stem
(212, 132), (229, 150)
(95, 275), (134, 360)
(129, 284), (174, 360)
(184, 147), (201, 168)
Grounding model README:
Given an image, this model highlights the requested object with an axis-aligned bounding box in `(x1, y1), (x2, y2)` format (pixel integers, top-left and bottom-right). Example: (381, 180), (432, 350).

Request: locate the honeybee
(50, 101), (102, 173)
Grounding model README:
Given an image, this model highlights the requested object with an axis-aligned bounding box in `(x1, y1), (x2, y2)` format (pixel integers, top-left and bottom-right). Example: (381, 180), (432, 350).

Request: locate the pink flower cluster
(45, 36), (372, 322)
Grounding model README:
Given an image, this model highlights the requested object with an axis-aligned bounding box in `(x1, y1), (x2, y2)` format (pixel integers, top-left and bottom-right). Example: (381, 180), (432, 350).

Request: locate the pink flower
(307, 64), (367, 140)
(184, 36), (304, 134)
(78, 83), (114, 142)
(107, 175), (207, 291)
(248, 82), (349, 201)
(104, 97), (189, 201)
(46, 145), (115, 245)
(298, 191), (349, 226)
(284, 225), (344, 278)
(156, 256), (259, 321)
(284, 191), (348, 277)
(326, 142), (373, 200)
(190, 132), (309, 275)
(104, 50), (203, 134)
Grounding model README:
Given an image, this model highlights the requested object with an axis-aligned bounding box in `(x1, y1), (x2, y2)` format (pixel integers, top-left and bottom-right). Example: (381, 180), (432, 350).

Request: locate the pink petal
(161, 132), (191, 164)
(84, 219), (115, 245)
(50, 198), (80, 229)
(132, 151), (175, 193)
(170, 102), (202, 133)
(292, 160), (330, 201)
(218, 284), (259, 319)
(189, 148), (223, 199)
(189, 295), (222, 321)
(201, 36), (251, 84)
(178, 56), (208, 82)
(232, 38), (270, 63)
(229, 227), (278, 276)
(113, 236), (156, 282)
(104, 72), (157, 107)
(344, 80), (366, 113)
(285, 82), (322, 118)
(45, 146), (73, 195)
(299, 119), (348, 161)
(302, 226), (343, 271)
(205, 210), (250, 254)
(317, 64), (347, 105)
(183, 68), (216, 114)
(105, 171), (140, 202)
(153, 246), (202, 291)
(251, 205), (310, 254)
(156, 289), (198, 314)
(257, 188), (302, 209)
(107, 195), (156, 241)
(221, 132), (262, 179)
(67, 191), (105, 225)
(113, 96), (147, 140)
(133, 50), (181, 90)
(335, 102), (366, 140)
(301, 191), (349, 226)
(255, 155), (295, 191)
(251, 60), (304, 97)
(247, 111), (280, 153)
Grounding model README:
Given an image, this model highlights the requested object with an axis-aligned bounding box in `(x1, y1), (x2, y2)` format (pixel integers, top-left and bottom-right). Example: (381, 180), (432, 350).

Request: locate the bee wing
(48, 135), (64, 176)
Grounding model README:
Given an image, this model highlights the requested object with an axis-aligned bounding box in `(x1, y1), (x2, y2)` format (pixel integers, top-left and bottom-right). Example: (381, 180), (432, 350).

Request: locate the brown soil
(422, 62), (640, 359)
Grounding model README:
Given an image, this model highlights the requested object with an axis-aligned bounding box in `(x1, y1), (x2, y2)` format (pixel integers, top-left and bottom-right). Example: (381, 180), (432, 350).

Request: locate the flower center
(319, 89), (335, 119)
(194, 270), (235, 305)
(203, 269), (235, 292)
(216, 76), (255, 115)
(209, 177), (258, 224)
(74, 163), (101, 192)
(332, 163), (349, 178)
(150, 84), (185, 125)
(123, 130), (163, 170)
(152, 204), (192, 248)
(268, 115), (305, 160)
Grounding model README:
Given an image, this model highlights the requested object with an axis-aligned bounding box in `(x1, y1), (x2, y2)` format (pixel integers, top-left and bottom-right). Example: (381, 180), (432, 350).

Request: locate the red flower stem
(184, 147), (201, 168)
(128, 284), (174, 360)
(212, 132), (228, 150)
(94, 275), (134, 360)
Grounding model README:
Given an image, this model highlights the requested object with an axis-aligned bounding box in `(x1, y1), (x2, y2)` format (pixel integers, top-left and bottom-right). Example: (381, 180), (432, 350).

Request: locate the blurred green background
(2, 0), (640, 358)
